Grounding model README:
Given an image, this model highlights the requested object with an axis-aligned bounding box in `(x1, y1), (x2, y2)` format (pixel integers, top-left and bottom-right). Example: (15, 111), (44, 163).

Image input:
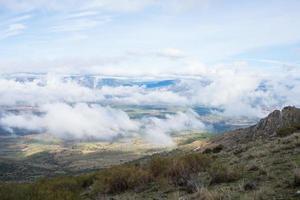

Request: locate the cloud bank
(0, 103), (205, 146)
(0, 62), (299, 145)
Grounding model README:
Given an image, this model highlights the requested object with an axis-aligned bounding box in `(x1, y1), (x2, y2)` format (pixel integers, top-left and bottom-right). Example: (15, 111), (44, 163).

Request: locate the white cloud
(0, 0), (156, 12)
(101, 85), (188, 106)
(67, 11), (99, 19)
(156, 48), (185, 59)
(0, 23), (26, 40)
(142, 110), (205, 145)
(50, 19), (99, 32)
(1, 103), (139, 140)
(0, 0), (210, 12)
(0, 75), (104, 106)
(0, 102), (206, 145)
(0, 62), (299, 117)
(0, 64), (298, 144)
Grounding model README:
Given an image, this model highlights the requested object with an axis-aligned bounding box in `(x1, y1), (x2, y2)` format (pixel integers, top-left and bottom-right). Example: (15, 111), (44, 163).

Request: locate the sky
(0, 0), (299, 145)
(0, 0), (299, 74)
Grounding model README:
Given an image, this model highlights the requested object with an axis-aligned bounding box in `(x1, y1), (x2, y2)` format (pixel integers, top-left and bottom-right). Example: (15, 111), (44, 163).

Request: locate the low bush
(166, 154), (212, 185)
(149, 156), (171, 177)
(94, 165), (152, 194)
(29, 177), (82, 200)
(203, 144), (224, 154)
(277, 124), (300, 137)
(0, 177), (83, 200)
(0, 183), (32, 200)
(277, 127), (297, 137)
(91, 153), (213, 194)
(208, 162), (242, 184)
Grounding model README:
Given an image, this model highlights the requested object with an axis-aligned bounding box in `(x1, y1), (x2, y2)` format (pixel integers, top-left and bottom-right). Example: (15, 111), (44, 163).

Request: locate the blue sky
(0, 0), (299, 74)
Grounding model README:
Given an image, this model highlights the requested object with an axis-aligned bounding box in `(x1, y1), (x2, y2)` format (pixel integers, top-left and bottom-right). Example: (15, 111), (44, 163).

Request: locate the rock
(244, 181), (257, 191)
(247, 164), (259, 171)
(251, 106), (300, 137)
(294, 168), (300, 186)
(195, 107), (300, 155)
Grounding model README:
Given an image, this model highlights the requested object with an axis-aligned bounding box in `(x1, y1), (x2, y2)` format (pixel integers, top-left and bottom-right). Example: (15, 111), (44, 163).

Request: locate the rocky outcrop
(250, 106), (300, 137)
(198, 106), (300, 151)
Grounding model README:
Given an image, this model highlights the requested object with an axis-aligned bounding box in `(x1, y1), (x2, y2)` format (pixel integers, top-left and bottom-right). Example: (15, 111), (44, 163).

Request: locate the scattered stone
(244, 181), (257, 191)
(247, 164), (259, 171)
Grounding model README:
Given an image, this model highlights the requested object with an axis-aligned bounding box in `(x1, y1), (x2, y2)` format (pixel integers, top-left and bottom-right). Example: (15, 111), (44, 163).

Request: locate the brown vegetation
(0, 152), (243, 199)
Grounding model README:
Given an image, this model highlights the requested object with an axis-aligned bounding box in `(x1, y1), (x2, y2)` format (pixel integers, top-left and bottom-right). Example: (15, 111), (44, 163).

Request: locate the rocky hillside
(202, 106), (300, 151)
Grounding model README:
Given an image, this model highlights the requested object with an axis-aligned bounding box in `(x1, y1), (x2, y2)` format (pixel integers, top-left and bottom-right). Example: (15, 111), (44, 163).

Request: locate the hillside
(1, 107), (300, 200)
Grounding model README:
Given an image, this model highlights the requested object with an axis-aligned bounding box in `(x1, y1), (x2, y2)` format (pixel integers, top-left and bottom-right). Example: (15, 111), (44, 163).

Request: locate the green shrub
(76, 173), (95, 188)
(277, 123), (300, 137)
(0, 183), (32, 200)
(29, 177), (82, 200)
(277, 127), (297, 137)
(0, 177), (83, 200)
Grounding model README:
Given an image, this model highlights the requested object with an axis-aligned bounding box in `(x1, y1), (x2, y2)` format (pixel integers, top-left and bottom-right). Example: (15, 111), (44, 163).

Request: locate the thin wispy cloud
(0, 23), (26, 40)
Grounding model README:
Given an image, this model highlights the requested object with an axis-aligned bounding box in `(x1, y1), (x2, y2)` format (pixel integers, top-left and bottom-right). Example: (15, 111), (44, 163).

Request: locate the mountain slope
(1, 107), (300, 200)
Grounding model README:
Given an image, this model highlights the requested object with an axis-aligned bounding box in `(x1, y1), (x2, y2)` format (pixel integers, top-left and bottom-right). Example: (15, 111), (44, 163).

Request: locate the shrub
(0, 183), (32, 200)
(149, 156), (171, 177)
(76, 173), (95, 188)
(212, 144), (224, 153)
(277, 124), (300, 137)
(166, 153), (212, 186)
(0, 176), (86, 200)
(90, 153), (213, 195)
(94, 165), (152, 194)
(209, 163), (242, 184)
(203, 144), (224, 154)
(277, 127), (297, 137)
(29, 177), (82, 200)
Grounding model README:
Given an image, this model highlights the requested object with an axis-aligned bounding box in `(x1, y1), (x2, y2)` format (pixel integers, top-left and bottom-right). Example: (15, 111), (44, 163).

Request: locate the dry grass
(191, 188), (223, 200)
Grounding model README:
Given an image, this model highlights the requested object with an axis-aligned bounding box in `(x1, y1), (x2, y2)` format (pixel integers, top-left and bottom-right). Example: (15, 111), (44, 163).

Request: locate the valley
(0, 132), (210, 182)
